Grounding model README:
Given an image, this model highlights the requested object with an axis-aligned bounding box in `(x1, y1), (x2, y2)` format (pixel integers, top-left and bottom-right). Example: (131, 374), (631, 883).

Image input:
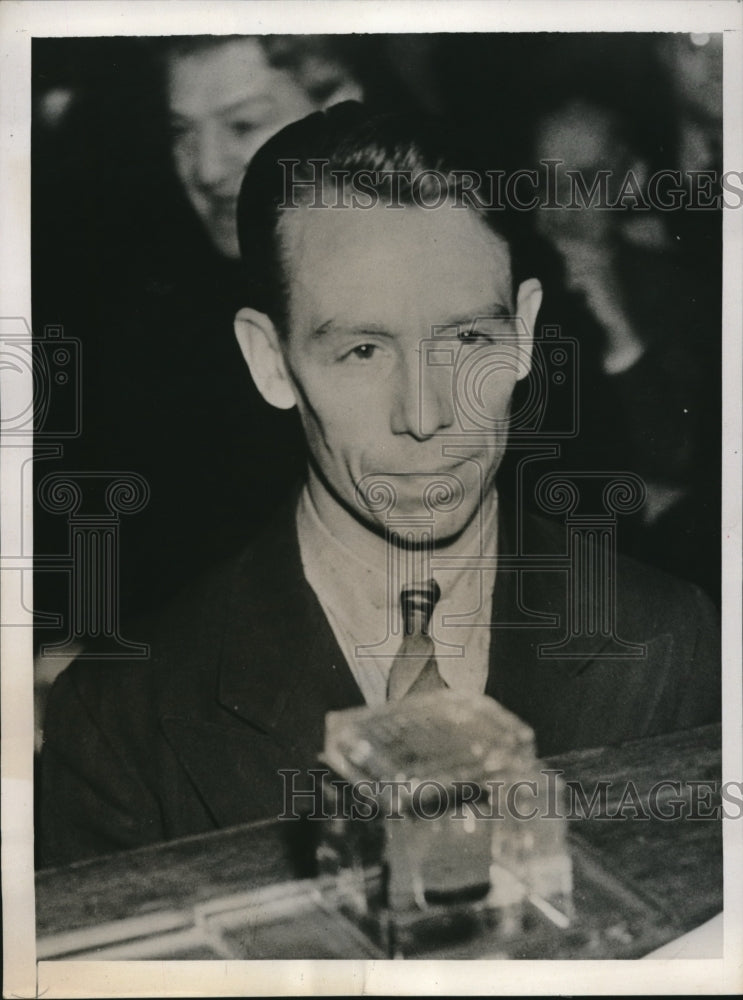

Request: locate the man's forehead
(279, 200), (513, 329)
(281, 199), (510, 271)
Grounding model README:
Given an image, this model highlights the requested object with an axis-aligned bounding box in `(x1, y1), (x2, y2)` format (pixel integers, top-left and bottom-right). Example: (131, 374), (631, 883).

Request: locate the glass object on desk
(317, 690), (573, 958)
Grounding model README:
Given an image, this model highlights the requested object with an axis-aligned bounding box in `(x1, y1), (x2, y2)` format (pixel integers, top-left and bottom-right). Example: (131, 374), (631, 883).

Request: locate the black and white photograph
(1, 0), (742, 996)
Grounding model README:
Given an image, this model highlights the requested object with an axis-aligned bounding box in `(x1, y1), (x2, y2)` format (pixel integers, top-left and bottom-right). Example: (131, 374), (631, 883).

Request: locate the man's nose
(391, 356), (455, 439)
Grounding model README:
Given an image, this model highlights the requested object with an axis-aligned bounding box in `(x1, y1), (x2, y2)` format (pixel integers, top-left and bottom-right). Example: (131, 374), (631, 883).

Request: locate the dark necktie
(387, 578), (448, 700)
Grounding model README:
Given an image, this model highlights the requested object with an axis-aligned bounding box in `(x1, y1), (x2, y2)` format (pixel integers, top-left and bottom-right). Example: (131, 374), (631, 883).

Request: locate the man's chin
(367, 504), (482, 549)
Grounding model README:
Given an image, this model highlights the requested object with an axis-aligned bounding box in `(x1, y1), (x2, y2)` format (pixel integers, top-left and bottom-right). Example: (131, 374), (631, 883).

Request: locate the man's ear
(514, 277), (542, 380)
(234, 307), (297, 410)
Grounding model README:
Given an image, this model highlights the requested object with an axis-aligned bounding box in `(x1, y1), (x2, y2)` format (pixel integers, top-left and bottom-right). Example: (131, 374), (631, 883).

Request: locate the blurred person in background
(33, 35), (388, 643)
(409, 33), (720, 604)
(527, 71), (720, 603)
(657, 31), (722, 175)
(163, 35), (363, 259)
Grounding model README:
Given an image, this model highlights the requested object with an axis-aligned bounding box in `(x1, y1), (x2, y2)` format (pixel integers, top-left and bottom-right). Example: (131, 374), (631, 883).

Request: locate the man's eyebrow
(311, 307), (512, 340)
(311, 319), (395, 340)
(436, 303), (513, 329)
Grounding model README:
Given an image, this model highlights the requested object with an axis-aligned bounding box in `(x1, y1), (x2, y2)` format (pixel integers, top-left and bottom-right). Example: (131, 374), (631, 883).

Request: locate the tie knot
(401, 578), (441, 636)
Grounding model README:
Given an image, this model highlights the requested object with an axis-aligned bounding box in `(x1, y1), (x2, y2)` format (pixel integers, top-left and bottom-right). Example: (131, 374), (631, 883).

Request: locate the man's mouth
(364, 460), (472, 479)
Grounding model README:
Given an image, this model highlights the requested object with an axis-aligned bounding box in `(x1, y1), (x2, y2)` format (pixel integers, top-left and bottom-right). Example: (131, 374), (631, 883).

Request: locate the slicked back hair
(236, 101), (532, 338)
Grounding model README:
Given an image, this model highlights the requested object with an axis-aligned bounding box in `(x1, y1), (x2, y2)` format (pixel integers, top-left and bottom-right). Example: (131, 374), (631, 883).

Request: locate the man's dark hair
(236, 101), (533, 336)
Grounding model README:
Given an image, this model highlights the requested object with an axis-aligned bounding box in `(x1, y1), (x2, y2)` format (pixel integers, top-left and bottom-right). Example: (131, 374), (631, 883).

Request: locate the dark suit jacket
(39, 501), (720, 867)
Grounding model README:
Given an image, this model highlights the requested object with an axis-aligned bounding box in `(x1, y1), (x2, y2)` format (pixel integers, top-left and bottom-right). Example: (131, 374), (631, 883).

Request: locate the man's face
(274, 201), (537, 541)
(166, 39), (319, 258)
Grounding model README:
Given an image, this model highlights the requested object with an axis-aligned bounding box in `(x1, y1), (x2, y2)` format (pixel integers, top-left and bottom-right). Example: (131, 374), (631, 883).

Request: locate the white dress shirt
(296, 485), (498, 706)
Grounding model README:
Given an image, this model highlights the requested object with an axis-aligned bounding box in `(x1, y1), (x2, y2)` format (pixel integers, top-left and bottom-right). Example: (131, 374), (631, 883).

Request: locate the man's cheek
(479, 374), (517, 415)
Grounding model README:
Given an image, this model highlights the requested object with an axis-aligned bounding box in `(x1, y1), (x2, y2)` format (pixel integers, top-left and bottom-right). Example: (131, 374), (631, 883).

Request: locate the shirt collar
(297, 482), (499, 634)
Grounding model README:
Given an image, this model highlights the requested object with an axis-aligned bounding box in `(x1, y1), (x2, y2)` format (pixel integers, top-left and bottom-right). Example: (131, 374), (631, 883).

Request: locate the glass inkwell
(317, 690), (573, 957)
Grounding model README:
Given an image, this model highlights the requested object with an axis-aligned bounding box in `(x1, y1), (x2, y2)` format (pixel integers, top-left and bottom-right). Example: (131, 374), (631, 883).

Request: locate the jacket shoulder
(522, 508), (717, 632)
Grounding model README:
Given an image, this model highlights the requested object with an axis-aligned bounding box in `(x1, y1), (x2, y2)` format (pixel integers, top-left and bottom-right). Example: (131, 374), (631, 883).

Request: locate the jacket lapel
(216, 505), (366, 745)
(486, 501), (622, 754)
(160, 500), (365, 827)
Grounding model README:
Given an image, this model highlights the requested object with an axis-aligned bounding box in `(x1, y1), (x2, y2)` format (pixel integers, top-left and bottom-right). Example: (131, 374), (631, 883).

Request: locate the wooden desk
(36, 724), (722, 960)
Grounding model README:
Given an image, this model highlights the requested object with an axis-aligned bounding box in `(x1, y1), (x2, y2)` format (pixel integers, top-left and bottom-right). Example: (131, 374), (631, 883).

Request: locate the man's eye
(349, 344), (378, 361)
(458, 321), (512, 343)
(458, 327), (494, 343)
